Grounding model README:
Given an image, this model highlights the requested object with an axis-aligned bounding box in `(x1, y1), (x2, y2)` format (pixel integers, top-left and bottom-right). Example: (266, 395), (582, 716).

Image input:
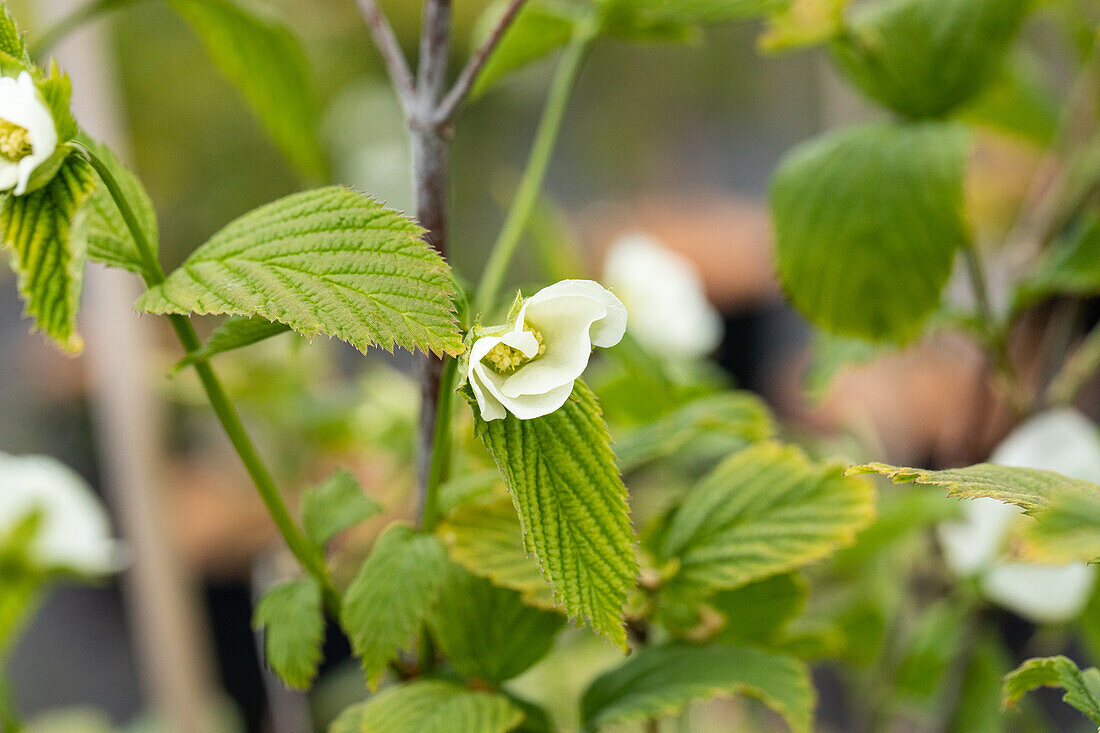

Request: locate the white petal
(500, 328), (539, 358)
(0, 161), (19, 191)
(981, 561), (1096, 624)
(504, 292), (606, 398)
(604, 232), (722, 358)
(990, 408), (1100, 483)
(467, 335), (507, 421)
(0, 453), (118, 574)
(522, 279), (627, 348)
(937, 497), (1020, 575)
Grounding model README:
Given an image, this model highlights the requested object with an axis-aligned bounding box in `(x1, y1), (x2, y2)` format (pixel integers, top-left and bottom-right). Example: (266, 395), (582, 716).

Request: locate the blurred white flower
(938, 409), (1100, 623)
(468, 280), (627, 421)
(0, 71), (58, 196)
(0, 453), (118, 575)
(603, 232), (722, 359)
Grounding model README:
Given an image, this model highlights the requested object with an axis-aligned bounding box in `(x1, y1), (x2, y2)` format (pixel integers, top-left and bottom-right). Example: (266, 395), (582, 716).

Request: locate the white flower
(0, 453), (118, 575)
(603, 232), (722, 359)
(0, 71), (58, 196)
(468, 280), (627, 421)
(938, 409), (1099, 624)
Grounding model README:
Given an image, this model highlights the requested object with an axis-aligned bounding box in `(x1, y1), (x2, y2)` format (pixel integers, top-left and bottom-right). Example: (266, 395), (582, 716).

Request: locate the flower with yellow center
(0, 71), (58, 195)
(467, 280), (627, 421)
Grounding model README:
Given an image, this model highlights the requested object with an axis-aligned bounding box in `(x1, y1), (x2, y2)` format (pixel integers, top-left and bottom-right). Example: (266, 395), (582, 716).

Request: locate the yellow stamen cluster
(0, 119), (31, 162)
(484, 328), (546, 374)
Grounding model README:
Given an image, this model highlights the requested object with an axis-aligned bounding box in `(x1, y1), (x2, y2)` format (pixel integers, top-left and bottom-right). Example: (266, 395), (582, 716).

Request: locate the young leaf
(471, 1), (577, 98)
(340, 523), (447, 689)
(758, 0), (844, 53)
(832, 0), (1031, 119)
(137, 187), (464, 357)
(76, 138), (158, 275)
(174, 316), (291, 371)
(846, 461), (1100, 514)
(300, 468), (381, 550)
(252, 577), (324, 690)
(1, 152), (97, 352)
(580, 643), (814, 733)
(168, 0), (327, 181)
(1003, 656), (1100, 727)
(659, 442), (875, 591)
(771, 121), (970, 343)
(437, 497), (558, 610)
(428, 561), (565, 685)
(615, 391), (775, 473)
(471, 381), (638, 648)
(330, 680), (524, 733)
(0, 2), (26, 63)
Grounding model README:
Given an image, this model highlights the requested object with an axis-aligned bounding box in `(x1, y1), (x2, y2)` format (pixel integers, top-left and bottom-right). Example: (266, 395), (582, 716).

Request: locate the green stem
(421, 356), (457, 530)
(961, 242), (1028, 415)
(81, 147), (340, 612)
(1049, 318), (1100, 406)
(28, 0), (141, 59)
(472, 22), (596, 315)
(0, 673), (19, 733)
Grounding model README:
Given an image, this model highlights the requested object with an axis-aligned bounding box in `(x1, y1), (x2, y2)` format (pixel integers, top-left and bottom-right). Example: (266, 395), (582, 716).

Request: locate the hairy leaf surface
(771, 122), (969, 343)
(330, 680), (524, 733)
(300, 469), (381, 550)
(847, 462), (1100, 514)
(472, 381), (637, 648)
(169, 0), (327, 180)
(428, 561), (564, 684)
(1, 153), (97, 352)
(437, 498), (557, 610)
(616, 391), (774, 473)
(1003, 656), (1100, 727)
(138, 187), (463, 357)
(581, 643), (814, 732)
(660, 442), (875, 590)
(340, 524), (447, 689)
(252, 577), (324, 690)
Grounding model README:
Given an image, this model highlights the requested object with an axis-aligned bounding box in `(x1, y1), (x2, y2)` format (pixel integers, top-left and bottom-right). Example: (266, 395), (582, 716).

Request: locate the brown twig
(355, 0), (416, 113)
(434, 0), (529, 124)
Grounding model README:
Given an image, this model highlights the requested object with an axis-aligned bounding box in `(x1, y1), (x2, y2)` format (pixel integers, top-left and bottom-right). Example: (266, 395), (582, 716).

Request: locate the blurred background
(1, 0), (1092, 731)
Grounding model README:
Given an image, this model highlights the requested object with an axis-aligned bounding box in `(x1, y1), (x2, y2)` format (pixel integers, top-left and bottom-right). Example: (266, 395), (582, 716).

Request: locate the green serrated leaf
(340, 523), (447, 689)
(174, 316), (291, 371)
(300, 469), (381, 550)
(0, 3), (25, 61)
(35, 63), (78, 146)
(660, 442), (876, 591)
(1022, 491), (1100, 565)
(846, 461), (1100, 514)
(137, 187), (463, 358)
(615, 391), (775, 473)
(437, 497), (558, 611)
(1003, 656), (1100, 727)
(771, 121), (970, 343)
(428, 561), (564, 685)
(1, 151), (96, 352)
(471, 381), (638, 648)
(330, 680), (525, 733)
(75, 137), (157, 275)
(580, 643), (814, 732)
(960, 50), (1059, 147)
(832, 0), (1032, 119)
(252, 577), (324, 690)
(471, 1), (577, 98)
(169, 0), (327, 181)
